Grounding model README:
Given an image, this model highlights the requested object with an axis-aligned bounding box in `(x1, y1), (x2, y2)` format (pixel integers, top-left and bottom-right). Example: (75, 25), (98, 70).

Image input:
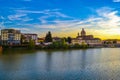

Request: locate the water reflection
(81, 50), (86, 69)
(2, 48), (37, 55)
(0, 48), (120, 80)
(45, 51), (52, 72)
(0, 52), (2, 56)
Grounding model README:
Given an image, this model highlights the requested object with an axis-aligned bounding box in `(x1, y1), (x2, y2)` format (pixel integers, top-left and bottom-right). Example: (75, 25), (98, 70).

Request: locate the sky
(0, 0), (120, 39)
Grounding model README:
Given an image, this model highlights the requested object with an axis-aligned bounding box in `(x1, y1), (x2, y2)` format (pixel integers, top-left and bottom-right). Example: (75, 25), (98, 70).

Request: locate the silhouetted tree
(113, 40), (117, 44)
(45, 31), (52, 42)
(67, 37), (72, 44)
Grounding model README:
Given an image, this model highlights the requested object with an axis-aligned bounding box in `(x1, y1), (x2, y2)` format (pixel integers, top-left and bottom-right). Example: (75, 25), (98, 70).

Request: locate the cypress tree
(45, 31), (52, 42)
(67, 37), (72, 44)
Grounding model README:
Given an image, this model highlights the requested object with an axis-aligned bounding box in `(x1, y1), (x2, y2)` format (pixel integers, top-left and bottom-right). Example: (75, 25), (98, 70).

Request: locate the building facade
(72, 28), (102, 47)
(52, 37), (61, 42)
(1, 29), (21, 45)
(22, 33), (38, 44)
(102, 39), (120, 47)
(37, 38), (44, 43)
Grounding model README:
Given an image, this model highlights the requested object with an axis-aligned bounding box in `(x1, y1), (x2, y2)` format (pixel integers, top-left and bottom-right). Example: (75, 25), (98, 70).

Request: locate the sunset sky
(0, 0), (120, 39)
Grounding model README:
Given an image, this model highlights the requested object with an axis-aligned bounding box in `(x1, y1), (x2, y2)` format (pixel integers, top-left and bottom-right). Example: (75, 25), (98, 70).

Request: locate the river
(0, 48), (120, 80)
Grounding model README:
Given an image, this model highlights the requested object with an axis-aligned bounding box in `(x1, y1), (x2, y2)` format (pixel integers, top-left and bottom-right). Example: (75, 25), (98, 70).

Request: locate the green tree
(61, 38), (66, 45)
(73, 43), (81, 48)
(21, 34), (26, 44)
(63, 37), (67, 42)
(81, 42), (88, 48)
(44, 39), (69, 49)
(45, 31), (53, 42)
(28, 39), (35, 49)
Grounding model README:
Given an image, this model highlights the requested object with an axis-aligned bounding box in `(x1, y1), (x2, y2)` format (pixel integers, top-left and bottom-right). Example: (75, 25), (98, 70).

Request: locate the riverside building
(22, 33), (38, 44)
(1, 29), (21, 45)
(72, 28), (102, 47)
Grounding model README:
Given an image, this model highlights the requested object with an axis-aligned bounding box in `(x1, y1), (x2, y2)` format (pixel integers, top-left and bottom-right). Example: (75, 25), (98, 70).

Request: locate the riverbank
(1, 44), (97, 50)
(1, 43), (120, 52)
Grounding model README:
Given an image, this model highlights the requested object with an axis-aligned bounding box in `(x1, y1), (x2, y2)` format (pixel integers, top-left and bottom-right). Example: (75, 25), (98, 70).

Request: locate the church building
(72, 28), (102, 47)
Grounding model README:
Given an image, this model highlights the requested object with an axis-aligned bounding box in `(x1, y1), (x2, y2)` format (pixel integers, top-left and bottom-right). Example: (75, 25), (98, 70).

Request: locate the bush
(28, 40), (35, 49)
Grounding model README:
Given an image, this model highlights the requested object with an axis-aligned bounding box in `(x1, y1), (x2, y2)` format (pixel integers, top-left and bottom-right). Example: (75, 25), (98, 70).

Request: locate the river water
(0, 48), (120, 80)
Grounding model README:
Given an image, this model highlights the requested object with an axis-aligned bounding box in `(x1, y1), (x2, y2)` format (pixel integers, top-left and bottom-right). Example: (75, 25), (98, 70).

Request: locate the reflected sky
(0, 48), (120, 80)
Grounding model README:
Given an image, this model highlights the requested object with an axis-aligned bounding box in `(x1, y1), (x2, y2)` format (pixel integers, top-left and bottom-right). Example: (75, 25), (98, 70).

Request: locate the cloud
(8, 13), (33, 22)
(11, 7), (120, 32)
(22, 0), (32, 1)
(0, 16), (5, 20)
(113, 0), (120, 2)
(16, 10), (44, 14)
(0, 21), (5, 29)
(8, 8), (73, 25)
(37, 9), (73, 24)
(38, 15), (52, 24)
(8, 14), (27, 20)
(35, 24), (56, 29)
(95, 7), (120, 29)
(16, 9), (72, 19)
(13, 28), (30, 31)
(51, 12), (72, 18)
(22, 18), (33, 22)
(32, 7), (120, 33)
(15, 9), (60, 14)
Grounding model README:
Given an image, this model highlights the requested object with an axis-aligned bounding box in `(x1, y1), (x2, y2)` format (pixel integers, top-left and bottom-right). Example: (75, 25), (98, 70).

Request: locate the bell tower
(81, 28), (86, 37)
